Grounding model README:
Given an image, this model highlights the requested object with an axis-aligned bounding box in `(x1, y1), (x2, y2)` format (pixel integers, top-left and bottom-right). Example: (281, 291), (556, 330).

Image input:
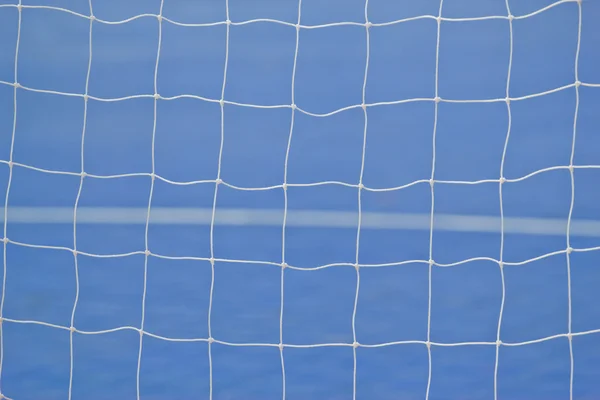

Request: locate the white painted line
(2, 207), (600, 237)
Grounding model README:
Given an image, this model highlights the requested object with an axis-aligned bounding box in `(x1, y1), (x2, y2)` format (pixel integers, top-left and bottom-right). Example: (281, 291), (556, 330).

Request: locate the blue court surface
(0, 0), (600, 399)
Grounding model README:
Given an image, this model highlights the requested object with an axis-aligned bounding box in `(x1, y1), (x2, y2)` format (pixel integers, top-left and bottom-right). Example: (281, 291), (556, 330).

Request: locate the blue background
(0, 0), (600, 398)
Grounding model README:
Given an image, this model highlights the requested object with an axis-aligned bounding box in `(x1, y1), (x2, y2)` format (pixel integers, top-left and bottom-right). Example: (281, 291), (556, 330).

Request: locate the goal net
(0, 0), (599, 399)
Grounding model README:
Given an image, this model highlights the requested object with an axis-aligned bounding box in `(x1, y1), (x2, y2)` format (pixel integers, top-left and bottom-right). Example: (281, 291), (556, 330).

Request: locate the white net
(0, 0), (599, 399)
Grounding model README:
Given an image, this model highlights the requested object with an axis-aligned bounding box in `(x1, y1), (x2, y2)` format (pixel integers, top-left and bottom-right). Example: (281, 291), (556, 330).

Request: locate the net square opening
(162, 0), (225, 24)
(158, 23), (226, 99)
(85, 97), (154, 176)
(92, 0), (160, 21)
(21, 0), (88, 13)
(438, 19), (509, 100)
(431, 260), (501, 343)
(139, 338), (210, 398)
(367, 19), (437, 103)
(14, 90), (83, 173)
(295, 25), (366, 114)
(154, 99), (220, 183)
(0, 162), (8, 208)
(570, 250), (600, 334)
(355, 345), (429, 399)
(147, 179), (214, 258)
(2, 322), (70, 400)
(89, 17), (158, 99)
(574, 86), (600, 166)
(572, 333), (600, 398)
(285, 184), (358, 269)
(301, 0), (365, 25)
(0, 85), (13, 161)
(0, 243), (3, 304)
(435, 101), (507, 182)
(221, 105), (290, 188)
(580, 1), (600, 83)
(285, 346), (354, 399)
(502, 252), (569, 343)
(433, 182), (501, 263)
(283, 266), (356, 344)
(75, 175), (150, 255)
(510, 3), (579, 99)
(367, 0), (439, 23)
(356, 262), (428, 344)
(226, 22), (296, 106)
(509, 0), (569, 16)
(362, 102), (434, 189)
(211, 260), (281, 343)
(71, 330), (139, 399)
(442, 0), (507, 19)
(502, 169), (571, 262)
(570, 169), (600, 250)
(429, 345), (496, 400)
(504, 89), (576, 179)
(6, 165), (80, 249)
(144, 257), (211, 339)
(288, 107), (364, 184)
(212, 344), (282, 399)
(74, 253), (145, 331)
(18, 7), (89, 94)
(0, 6), (17, 83)
(4, 244), (75, 327)
(212, 184), (284, 263)
(229, 0), (297, 22)
(358, 183), (431, 266)
(498, 338), (571, 399)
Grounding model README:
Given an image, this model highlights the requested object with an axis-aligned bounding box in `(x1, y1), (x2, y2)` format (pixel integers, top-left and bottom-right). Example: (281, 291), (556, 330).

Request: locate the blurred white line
(2, 207), (600, 237)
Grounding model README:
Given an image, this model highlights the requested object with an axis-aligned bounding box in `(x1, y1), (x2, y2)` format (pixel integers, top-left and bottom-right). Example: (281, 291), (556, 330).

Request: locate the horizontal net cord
(1, 316), (599, 348)
(0, 160), (598, 190)
(1, 237), (597, 269)
(0, 0), (582, 27)
(0, 79), (597, 118)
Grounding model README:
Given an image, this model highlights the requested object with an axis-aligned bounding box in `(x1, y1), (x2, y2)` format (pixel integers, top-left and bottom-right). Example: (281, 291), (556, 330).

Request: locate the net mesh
(0, 0), (599, 399)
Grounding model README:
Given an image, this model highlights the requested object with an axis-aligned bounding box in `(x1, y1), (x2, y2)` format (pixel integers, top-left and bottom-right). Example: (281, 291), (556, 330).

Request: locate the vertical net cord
(0, 2), (21, 399)
(566, 2), (583, 399)
(208, 1), (231, 398)
(279, 1), (303, 398)
(352, 2), (371, 399)
(67, 1), (94, 399)
(493, 2), (514, 399)
(425, 2), (444, 399)
(137, 1), (165, 398)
